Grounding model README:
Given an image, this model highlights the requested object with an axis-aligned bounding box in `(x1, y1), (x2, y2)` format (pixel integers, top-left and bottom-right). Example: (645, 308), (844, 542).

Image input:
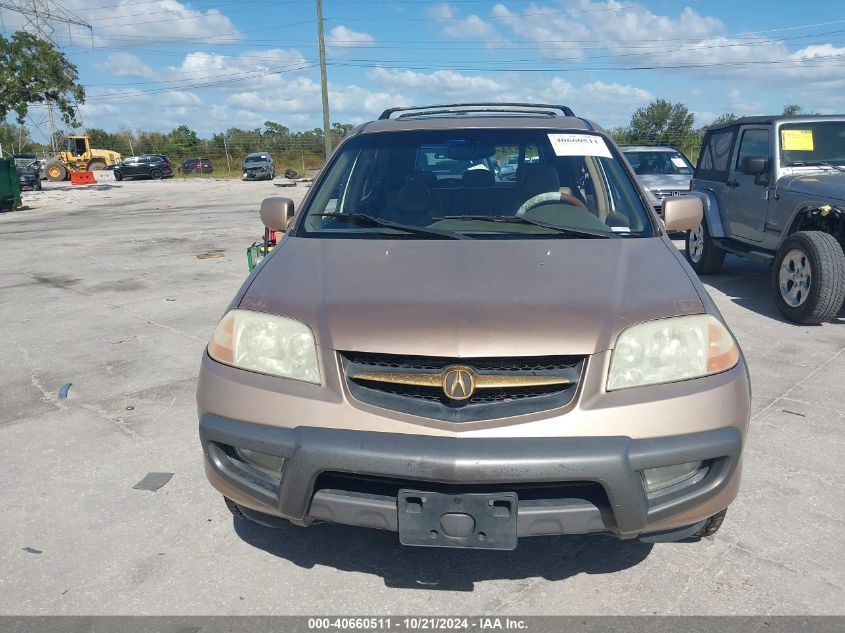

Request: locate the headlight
(207, 309), (320, 383)
(607, 315), (739, 390)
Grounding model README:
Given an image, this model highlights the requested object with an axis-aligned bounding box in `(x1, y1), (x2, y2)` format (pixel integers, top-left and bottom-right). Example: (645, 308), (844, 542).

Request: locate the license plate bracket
(397, 490), (518, 550)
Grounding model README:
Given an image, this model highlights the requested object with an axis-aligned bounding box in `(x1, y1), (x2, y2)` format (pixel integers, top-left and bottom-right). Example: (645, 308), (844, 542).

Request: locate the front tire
(45, 162), (67, 182)
(224, 496), (244, 518)
(693, 508), (727, 538)
(685, 220), (725, 274)
(773, 231), (845, 324)
(114, 170), (123, 181)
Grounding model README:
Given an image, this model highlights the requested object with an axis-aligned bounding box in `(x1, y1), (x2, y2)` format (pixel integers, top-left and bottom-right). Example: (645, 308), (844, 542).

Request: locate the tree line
(608, 99), (808, 161)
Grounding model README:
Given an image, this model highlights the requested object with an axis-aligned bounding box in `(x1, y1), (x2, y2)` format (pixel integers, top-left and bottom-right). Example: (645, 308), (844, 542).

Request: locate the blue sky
(3, 0), (844, 141)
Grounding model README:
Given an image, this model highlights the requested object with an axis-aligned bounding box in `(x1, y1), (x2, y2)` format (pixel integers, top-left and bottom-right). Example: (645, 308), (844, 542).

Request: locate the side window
(735, 129), (770, 169)
(697, 130), (735, 180)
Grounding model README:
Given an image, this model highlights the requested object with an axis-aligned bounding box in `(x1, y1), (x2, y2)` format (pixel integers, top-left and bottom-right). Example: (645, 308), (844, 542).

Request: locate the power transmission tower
(0, 0), (91, 46)
(0, 0), (91, 150)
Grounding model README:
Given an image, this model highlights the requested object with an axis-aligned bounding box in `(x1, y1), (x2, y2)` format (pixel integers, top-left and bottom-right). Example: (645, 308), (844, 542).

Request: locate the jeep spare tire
(685, 220), (725, 275)
(773, 231), (845, 324)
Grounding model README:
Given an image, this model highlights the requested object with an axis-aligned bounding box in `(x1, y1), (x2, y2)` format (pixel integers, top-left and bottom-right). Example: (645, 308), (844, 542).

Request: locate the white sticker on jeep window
(547, 134), (613, 158)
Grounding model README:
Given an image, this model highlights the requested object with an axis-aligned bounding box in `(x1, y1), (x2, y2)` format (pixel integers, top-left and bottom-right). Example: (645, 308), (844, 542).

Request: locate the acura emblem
(442, 366), (476, 401)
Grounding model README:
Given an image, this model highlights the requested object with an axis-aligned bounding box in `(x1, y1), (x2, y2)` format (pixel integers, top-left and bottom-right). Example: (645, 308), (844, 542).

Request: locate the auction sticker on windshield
(548, 133), (612, 158)
(671, 156), (688, 168)
(781, 129), (814, 151)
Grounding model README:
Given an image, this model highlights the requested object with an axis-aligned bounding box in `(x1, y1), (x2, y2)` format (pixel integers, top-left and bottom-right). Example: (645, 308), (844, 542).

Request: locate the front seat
(452, 168), (495, 216)
(393, 178), (440, 226)
(515, 164), (560, 215)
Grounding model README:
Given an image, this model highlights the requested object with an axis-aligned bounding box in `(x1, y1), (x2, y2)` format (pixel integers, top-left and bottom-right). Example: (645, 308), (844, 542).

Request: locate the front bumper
(243, 169), (272, 180)
(200, 415), (743, 541)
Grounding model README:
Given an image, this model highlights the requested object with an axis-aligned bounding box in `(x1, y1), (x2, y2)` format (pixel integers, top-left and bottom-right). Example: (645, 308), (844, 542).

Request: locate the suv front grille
(651, 189), (686, 200)
(340, 351), (584, 422)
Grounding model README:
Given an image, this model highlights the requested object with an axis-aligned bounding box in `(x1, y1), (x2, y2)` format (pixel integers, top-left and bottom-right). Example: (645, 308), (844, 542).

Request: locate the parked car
(688, 115), (845, 324)
(622, 146), (695, 215)
(242, 152), (275, 180)
(12, 155), (42, 191)
(181, 158), (214, 174)
(198, 102), (749, 550)
(113, 155), (173, 181)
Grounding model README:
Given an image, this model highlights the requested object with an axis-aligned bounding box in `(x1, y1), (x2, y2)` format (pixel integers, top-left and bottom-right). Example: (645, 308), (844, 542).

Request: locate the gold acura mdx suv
(198, 104), (750, 550)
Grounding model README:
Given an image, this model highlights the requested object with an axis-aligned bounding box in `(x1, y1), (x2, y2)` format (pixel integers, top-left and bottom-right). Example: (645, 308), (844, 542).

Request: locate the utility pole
(315, 0), (332, 159)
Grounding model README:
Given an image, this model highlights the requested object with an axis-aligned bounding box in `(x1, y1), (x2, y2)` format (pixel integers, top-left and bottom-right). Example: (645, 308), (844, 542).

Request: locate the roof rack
(378, 103), (576, 120)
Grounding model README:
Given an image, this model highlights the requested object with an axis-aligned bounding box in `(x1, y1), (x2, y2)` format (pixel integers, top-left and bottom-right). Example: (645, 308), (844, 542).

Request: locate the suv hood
(780, 172), (845, 201)
(240, 237), (704, 356)
(637, 174), (692, 191)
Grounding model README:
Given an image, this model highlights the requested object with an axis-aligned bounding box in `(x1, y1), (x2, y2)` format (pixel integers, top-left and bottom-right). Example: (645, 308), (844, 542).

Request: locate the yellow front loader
(43, 136), (122, 182)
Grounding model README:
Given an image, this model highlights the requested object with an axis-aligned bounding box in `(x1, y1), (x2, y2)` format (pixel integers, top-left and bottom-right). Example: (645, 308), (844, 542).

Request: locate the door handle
(726, 179), (739, 188)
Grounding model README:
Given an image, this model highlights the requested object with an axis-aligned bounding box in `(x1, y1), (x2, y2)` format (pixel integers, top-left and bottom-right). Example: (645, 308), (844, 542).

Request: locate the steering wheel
(516, 191), (588, 216)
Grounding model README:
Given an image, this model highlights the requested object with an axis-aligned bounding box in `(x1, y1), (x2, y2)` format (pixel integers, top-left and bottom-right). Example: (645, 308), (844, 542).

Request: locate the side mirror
(739, 156), (767, 176)
(260, 197), (295, 231)
(663, 196), (703, 232)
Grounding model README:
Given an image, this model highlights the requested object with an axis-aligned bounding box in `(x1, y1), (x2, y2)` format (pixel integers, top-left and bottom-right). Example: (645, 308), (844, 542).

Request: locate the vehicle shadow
(687, 253), (845, 323)
(233, 517), (653, 590)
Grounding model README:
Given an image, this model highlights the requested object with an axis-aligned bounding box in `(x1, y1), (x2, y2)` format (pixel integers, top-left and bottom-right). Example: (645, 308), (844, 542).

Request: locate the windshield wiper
(787, 161), (845, 173)
(433, 215), (619, 238)
(312, 213), (471, 240)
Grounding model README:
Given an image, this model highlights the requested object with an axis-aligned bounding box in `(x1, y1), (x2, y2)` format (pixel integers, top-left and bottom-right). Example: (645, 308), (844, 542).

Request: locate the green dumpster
(0, 159), (22, 211)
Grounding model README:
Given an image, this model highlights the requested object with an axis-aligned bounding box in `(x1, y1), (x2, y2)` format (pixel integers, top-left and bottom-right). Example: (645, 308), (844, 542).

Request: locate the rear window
(296, 128), (656, 240)
(624, 150), (693, 176)
(697, 129), (736, 181)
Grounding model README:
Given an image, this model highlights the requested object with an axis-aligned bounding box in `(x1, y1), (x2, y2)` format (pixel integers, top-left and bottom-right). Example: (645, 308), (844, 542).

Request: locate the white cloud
(369, 68), (651, 127)
(491, 3), (589, 59)
(427, 3), (454, 20)
(369, 67), (506, 95)
(62, 0), (242, 45)
(430, 2), (503, 45)
(100, 53), (154, 79)
(444, 14), (500, 41)
(326, 25), (376, 48)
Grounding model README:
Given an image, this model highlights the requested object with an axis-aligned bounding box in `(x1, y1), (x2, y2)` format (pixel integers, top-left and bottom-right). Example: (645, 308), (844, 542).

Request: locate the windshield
(298, 129), (655, 240)
(245, 155), (269, 163)
(780, 121), (845, 166)
(624, 150), (693, 176)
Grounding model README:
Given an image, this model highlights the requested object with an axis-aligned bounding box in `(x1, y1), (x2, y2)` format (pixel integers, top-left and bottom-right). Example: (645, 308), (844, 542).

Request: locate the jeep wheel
(773, 231), (845, 324)
(693, 508), (727, 538)
(685, 220), (725, 274)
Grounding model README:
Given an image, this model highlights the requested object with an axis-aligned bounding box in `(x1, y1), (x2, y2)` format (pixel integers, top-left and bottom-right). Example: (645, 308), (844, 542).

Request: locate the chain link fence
(607, 130), (707, 164)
